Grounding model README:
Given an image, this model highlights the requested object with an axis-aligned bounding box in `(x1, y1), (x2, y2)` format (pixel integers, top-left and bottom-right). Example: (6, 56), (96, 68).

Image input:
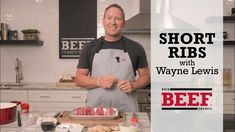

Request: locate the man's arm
(133, 67), (150, 89)
(117, 67), (150, 93)
(75, 68), (98, 89)
(76, 68), (118, 89)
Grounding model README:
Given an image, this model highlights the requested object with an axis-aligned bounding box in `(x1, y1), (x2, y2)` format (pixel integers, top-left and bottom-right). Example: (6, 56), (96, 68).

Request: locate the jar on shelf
(23, 33), (39, 40)
(21, 29), (40, 40)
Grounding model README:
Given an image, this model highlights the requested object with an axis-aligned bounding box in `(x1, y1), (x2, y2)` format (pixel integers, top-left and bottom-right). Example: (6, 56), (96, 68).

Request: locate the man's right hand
(97, 76), (118, 89)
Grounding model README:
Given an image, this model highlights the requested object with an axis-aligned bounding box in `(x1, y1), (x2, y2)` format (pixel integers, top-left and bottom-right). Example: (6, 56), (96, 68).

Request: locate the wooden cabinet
(224, 92), (235, 114)
(28, 90), (87, 112)
(0, 89), (27, 102)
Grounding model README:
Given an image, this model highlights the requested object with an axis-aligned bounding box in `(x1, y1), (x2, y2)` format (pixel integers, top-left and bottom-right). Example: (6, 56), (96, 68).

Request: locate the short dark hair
(103, 4), (125, 20)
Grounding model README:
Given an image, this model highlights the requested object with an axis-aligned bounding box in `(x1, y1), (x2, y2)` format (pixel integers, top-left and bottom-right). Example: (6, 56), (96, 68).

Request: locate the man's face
(103, 7), (125, 38)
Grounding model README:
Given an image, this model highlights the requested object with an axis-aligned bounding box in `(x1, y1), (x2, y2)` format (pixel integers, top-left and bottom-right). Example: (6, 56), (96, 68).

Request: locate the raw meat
(85, 106), (94, 115)
(75, 107), (84, 115)
(105, 107), (114, 116)
(95, 107), (104, 115)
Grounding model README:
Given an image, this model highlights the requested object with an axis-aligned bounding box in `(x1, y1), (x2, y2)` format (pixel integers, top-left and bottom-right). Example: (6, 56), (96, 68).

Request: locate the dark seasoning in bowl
(41, 121), (55, 131)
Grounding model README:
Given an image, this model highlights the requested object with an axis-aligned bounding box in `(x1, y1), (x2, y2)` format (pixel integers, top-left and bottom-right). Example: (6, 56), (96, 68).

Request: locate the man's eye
(115, 17), (122, 21)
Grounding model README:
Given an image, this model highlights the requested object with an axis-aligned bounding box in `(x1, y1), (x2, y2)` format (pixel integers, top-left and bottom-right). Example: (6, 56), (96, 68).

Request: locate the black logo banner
(59, 0), (97, 59)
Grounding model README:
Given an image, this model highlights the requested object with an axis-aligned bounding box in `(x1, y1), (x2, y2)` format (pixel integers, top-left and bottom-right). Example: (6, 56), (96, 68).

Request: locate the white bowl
(119, 122), (139, 132)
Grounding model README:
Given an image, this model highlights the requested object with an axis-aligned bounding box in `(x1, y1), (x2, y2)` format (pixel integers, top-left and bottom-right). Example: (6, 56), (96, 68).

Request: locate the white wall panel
(0, 0), (146, 82)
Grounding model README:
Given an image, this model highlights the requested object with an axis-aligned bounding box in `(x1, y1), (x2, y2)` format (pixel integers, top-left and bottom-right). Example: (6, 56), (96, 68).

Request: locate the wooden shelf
(0, 40), (43, 45)
(224, 40), (235, 45)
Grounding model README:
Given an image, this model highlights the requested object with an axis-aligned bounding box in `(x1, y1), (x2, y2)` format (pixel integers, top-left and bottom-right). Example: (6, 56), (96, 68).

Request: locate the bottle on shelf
(1, 23), (8, 40)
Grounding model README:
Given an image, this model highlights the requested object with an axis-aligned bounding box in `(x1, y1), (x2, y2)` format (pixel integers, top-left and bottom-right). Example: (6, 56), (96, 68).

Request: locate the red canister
(20, 103), (29, 113)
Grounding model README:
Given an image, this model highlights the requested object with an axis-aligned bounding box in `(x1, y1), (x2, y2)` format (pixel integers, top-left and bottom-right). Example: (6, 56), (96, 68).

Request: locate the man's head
(103, 4), (125, 20)
(103, 4), (125, 41)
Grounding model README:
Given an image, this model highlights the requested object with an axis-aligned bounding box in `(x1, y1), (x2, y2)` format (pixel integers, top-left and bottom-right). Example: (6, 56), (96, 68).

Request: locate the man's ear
(123, 20), (126, 27)
(102, 19), (105, 26)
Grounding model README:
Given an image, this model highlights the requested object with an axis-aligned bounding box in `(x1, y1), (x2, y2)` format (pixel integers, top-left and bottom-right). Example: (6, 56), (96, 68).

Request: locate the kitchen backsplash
(1, 0), (63, 82)
(0, 0), (147, 82)
(0, 0), (234, 84)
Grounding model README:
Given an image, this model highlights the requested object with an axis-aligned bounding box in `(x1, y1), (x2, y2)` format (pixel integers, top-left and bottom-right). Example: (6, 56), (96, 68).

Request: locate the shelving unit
(0, 40), (43, 46)
(224, 16), (235, 23)
(224, 40), (235, 45)
(223, 16), (235, 45)
(206, 16), (235, 23)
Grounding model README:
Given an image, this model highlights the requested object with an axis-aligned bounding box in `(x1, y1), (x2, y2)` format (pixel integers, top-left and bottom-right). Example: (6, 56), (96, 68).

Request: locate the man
(76, 4), (150, 112)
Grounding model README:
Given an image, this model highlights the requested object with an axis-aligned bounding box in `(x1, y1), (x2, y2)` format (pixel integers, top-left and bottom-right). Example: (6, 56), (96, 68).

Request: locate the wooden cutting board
(57, 111), (125, 126)
(56, 82), (76, 87)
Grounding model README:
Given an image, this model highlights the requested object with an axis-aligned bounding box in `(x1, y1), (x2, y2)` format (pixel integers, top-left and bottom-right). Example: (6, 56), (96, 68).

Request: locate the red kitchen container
(0, 103), (17, 125)
(20, 103), (29, 113)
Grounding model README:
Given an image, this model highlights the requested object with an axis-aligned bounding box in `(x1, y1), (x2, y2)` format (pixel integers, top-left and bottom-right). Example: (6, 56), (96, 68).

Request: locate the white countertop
(1, 82), (234, 92)
(0, 82), (151, 92)
(0, 82), (86, 90)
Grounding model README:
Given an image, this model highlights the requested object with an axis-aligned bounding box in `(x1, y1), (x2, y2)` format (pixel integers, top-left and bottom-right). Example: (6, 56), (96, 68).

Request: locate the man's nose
(110, 18), (116, 24)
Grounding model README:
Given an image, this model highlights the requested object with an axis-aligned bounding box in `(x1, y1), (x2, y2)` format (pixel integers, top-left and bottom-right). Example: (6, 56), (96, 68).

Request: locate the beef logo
(161, 88), (212, 110)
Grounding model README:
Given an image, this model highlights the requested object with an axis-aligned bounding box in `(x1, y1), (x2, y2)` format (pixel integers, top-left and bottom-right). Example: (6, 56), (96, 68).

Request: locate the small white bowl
(119, 122), (139, 132)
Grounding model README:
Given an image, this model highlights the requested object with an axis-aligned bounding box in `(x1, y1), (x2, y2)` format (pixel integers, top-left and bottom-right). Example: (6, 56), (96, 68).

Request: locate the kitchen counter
(0, 82), (151, 113)
(223, 84), (235, 92)
(0, 82), (151, 91)
(0, 82), (86, 90)
(0, 112), (151, 132)
(2, 82), (233, 92)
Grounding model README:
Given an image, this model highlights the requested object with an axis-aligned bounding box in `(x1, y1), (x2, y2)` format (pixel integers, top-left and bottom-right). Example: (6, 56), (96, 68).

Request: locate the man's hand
(97, 76), (118, 89)
(117, 80), (135, 93)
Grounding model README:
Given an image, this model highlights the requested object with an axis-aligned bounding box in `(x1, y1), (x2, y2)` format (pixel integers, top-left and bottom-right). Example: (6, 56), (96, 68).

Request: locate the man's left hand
(117, 80), (135, 93)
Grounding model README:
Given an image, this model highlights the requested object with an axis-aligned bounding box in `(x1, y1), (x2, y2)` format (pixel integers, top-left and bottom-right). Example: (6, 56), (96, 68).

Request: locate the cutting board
(57, 111), (125, 126)
(56, 82), (76, 87)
